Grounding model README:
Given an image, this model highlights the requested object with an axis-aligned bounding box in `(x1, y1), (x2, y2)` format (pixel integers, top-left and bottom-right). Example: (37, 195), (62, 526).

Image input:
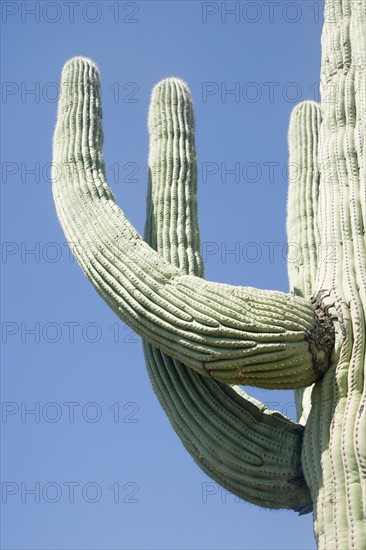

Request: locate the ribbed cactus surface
(52, 58), (332, 389)
(143, 77), (312, 513)
(52, 0), (365, 547)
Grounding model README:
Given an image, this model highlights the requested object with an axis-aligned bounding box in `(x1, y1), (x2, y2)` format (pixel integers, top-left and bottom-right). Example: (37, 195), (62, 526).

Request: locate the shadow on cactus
(52, 0), (366, 547)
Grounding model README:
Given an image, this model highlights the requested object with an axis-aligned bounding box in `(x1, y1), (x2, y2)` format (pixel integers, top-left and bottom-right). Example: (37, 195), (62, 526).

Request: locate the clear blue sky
(1, 1), (323, 548)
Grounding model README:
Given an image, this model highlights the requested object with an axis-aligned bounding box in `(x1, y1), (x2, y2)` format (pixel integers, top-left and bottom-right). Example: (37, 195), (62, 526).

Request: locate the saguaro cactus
(52, 0), (365, 547)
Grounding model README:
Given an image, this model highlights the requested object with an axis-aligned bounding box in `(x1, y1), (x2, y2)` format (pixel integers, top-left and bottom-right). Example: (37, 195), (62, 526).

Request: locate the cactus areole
(52, 0), (366, 548)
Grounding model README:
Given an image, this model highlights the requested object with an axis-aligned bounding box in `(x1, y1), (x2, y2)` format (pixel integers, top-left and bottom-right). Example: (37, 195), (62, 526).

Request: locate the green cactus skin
(288, 2), (366, 547)
(51, 0), (365, 547)
(297, 2), (365, 548)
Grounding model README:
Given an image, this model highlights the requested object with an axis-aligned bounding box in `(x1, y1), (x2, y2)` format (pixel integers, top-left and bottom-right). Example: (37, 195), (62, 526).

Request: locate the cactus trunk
(291, 1), (366, 547)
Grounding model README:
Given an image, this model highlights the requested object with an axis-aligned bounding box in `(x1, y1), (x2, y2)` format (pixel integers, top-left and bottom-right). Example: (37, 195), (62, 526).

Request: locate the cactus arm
(142, 78), (312, 512)
(287, 101), (322, 425)
(287, 101), (321, 301)
(147, 346), (312, 512)
(144, 78), (204, 279)
(286, 98), (328, 536)
(52, 57), (333, 390)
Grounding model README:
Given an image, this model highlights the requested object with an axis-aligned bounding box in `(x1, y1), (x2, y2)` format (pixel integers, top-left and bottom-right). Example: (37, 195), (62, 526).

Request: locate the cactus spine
(52, 0), (365, 547)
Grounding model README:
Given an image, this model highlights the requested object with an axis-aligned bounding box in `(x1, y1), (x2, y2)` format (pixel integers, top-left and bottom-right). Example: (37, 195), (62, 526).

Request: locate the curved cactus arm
(287, 101), (322, 424)
(52, 56), (333, 389)
(142, 78), (312, 513)
(146, 345), (312, 512)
